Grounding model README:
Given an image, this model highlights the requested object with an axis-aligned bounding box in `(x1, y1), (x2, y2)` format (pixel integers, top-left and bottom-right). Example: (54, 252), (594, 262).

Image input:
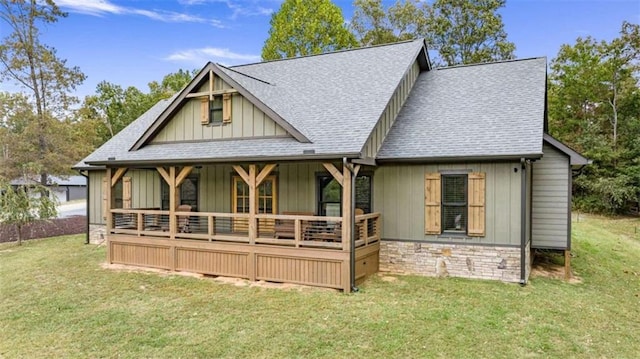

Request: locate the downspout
(519, 158), (527, 285)
(78, 170), (90, 245)
(343, 157), (358, 293)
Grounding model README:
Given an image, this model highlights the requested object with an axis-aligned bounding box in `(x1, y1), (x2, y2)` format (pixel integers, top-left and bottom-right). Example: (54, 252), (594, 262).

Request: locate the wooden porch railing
(109, 209), (380, 250)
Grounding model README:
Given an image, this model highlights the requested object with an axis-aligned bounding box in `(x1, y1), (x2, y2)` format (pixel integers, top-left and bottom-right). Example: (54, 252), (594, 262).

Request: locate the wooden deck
(107, 210), (381, 291)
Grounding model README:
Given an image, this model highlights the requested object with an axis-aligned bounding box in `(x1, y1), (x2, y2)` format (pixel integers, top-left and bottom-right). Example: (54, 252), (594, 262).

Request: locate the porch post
(342, 165), (352, 252)
(169, 166), (177, 239)
(105, 167), (112, 263)
(248, 164), (257, 244)
(342, 163), (353, 292)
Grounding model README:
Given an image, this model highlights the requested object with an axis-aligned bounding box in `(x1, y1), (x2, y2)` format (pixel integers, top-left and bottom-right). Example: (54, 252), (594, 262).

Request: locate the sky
(1, 0), (639, 98)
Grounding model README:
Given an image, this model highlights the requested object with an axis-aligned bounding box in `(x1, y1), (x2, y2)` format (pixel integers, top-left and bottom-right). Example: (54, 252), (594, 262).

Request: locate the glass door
(232, 176), (277, 234)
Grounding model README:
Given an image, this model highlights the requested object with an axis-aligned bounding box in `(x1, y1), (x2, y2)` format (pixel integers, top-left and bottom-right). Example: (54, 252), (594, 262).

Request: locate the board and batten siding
(532, 143), (570, 249)
(362, 60), (421, 158)
(373, 162), (522, 246)
(89, 170), (105, 225)
(197, 163), (325, 213)
(151, 77), (288, 143)
(88, 169), (161, 225)
(89, 164), (331, 222)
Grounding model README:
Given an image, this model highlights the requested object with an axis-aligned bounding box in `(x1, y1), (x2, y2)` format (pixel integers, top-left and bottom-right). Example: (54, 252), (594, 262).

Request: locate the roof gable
(75, 40), (443, 167)
(543, 133), (590, 166)
(131, 62), (311, 151)
(378, 57), (548, 161)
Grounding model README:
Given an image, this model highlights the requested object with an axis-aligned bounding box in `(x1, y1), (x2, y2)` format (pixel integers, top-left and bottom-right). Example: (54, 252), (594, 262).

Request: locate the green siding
(373, 162), (522, 246)
(88, 169), (161, 225)
(151, 78), (288, 143)
(362, 60), (421, 158)
(198, 165), (233, 213)
(278, 163), (325, 213)
(89, 170), (105, 225)
(129, 169), (161, 209)
(532, 143), (570, 249)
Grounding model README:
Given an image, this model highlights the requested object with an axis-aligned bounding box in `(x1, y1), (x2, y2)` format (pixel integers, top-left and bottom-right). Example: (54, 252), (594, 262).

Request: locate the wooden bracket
(232, 165), (250, 184)
(156, 167), (171, 185)
(111, 168), (127, 187)
(256, 164), (276, 186)
(323, 163), (344, 187)
(175, 166), (194, 187)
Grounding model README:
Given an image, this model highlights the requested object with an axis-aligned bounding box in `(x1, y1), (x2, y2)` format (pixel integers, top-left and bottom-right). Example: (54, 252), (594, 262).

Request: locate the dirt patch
(101, 262), (338, 292)
(0, 216), (86, 243)
(531, 250), (582, 283)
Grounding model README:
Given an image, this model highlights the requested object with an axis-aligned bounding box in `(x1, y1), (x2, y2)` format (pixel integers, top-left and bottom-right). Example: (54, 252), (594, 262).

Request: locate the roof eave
(543, 133), (591, 165)
(71, 164), (106, 171)
(85, 152), (361, 167)
(376, 153), (543, 164)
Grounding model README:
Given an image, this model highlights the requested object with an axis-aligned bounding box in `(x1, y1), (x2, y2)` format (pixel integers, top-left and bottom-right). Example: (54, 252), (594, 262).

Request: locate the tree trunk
(16, 224), (22, 246)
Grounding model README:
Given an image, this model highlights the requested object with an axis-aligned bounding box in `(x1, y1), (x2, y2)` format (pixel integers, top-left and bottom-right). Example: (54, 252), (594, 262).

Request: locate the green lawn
(1, 215), (639, 358)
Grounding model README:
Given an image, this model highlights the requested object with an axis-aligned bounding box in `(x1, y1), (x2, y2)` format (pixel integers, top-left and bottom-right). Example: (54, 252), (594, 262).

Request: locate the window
(316, 174), (372, 216)
(161, 175), (198, 211)
(425, 172), (485, 236)
(113, 179), (123, 209)
(102, 176), (131, 220)
(200, 94), (232, 125)
(232, 176), (276, 214)
(442, 175), (467, 232)
(210, 97), (223, 124)
(232, 176), (277, 234)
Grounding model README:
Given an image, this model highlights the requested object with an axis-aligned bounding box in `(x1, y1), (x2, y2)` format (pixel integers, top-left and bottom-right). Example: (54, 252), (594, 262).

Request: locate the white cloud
(55, 0), (123, 16)
(164, 47), (261, 66)
(177, 0), (274, 19)
(56, 0), (225, 27)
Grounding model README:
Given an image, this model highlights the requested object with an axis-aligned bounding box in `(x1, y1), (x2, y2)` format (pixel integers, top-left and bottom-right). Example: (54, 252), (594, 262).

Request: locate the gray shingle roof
(377, 57), (547, 160)
(77, 40), (426, 167)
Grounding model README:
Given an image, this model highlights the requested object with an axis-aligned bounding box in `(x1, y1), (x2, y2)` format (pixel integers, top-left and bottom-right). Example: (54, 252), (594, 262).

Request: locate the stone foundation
(379, 241), (531, 283)
(89, 224), (107, 245)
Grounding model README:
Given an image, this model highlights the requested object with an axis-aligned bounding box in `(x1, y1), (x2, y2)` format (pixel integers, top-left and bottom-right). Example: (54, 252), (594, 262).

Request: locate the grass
(1, 215), (639, 358)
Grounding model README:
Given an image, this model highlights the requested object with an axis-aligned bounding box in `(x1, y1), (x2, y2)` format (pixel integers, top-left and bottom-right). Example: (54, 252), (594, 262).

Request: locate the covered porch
(103, 162), (380, 292)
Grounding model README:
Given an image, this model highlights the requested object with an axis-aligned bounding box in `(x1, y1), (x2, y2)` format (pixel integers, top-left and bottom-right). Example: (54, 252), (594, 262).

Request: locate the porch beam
(175, 166), (194, 187)
(156, 167), (171, 184)
(232, 165), (250, 184)
(248, 165), (257, 245)
(256, 164), (276, 186)
(322, 163), (343, 186)
(185, 89), (238, 98)
(352, 157), (376, 166)
(111, 167), (127, 187)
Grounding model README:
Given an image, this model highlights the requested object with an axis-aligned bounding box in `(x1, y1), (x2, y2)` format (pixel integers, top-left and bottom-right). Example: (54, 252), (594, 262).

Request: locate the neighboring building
(74, 39), (588, 291)
(10, 175), (87, 203)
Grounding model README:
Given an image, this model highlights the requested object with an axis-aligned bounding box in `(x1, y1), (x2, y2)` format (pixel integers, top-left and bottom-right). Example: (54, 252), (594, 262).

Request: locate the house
(74, 39), (588, 291)
(10, 175), (87, 203)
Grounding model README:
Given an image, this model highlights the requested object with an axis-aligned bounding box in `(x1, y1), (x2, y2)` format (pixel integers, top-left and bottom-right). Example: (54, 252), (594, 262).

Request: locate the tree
(78, 69), (194, 145)
(0, 0), (85, 185)
(0, 178), (57, 246)
(351, 0), (427, 46)
(426, 0), (515, 66)
(549, 22), (640, 213)
(0, 92), (89, 181)
(261, 0), (357, 60)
